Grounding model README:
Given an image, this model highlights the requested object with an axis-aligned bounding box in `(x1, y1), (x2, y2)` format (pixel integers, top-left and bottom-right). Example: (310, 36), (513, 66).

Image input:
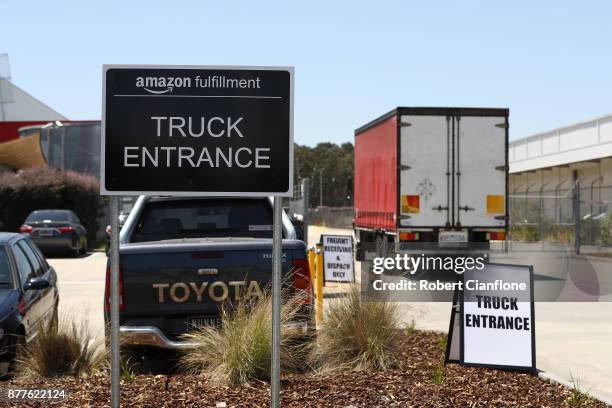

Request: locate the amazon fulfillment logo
(135, 76), (192, 94)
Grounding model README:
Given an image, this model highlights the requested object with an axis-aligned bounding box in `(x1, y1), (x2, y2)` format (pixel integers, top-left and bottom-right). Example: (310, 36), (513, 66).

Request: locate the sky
(1, 0), (612, 146)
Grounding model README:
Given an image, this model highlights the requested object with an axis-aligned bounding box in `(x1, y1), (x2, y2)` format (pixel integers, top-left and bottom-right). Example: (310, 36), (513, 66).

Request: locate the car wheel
(80, 238), (88, 255)
(73, 239), (81, 258)
(50, 302), (59, 330)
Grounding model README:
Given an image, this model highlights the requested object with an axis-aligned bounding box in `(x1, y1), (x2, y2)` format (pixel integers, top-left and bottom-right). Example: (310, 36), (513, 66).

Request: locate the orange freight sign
(486, 195), (505, 214)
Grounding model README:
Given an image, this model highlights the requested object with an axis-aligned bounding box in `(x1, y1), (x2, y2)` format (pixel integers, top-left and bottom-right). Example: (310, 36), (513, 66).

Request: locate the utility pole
(319, 169), (323, 207)
(573, 175), (581, 255)
(311, 167), (325, 208)
(589, 175), (603, 244)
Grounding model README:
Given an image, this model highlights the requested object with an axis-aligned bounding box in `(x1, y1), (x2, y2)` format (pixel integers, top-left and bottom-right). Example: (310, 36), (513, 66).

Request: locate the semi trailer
(354, 107), (508, 258)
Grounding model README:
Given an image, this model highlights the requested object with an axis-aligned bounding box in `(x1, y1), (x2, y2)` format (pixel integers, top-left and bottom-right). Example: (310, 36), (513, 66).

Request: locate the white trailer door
(399, 115), (451, 227)
(454, 115), (507, 227)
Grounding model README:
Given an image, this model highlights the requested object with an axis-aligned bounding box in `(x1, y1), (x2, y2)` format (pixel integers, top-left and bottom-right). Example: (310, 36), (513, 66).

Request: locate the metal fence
(288, 178), (355, 230)
(308, 207), (354, 229)
(289, 176), (612, 253)
(509, 184), (612, 253)
(288, 180), (307, 218)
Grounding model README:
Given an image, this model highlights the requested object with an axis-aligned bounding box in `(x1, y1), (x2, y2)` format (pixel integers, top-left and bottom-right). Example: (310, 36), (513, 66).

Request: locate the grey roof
(30, 209), (71, 213)
(0, 77), (67, 121)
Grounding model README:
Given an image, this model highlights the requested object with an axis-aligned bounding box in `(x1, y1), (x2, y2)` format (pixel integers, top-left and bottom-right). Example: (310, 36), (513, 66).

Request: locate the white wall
(509, 114), (612, 174)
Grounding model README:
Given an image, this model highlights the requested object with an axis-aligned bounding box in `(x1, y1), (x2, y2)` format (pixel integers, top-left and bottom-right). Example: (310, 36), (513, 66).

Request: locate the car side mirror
(24, 277), (51, 291)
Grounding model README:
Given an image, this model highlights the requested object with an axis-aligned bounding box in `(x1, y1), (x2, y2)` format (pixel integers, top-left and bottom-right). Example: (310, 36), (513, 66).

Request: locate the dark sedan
(0, 233), (59, 376)
(20, 210), (87, 257)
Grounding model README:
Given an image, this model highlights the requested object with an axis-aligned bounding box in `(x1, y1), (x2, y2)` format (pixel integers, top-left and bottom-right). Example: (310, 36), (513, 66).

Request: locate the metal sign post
(271, 197), (282, 408)
(109, 196), (120, 408)
(301, 178), (309, 245)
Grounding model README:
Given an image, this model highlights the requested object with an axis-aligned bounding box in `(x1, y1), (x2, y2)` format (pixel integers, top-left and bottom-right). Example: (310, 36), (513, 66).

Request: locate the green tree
(294, 142), (354, 208)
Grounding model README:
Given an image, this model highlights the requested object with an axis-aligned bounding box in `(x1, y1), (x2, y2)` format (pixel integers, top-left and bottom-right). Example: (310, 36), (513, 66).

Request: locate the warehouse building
(0, 76), (117, 239)
(0, 76), (67, 141)
(0, 76), (101, 176)
(509, 113), (612, 246)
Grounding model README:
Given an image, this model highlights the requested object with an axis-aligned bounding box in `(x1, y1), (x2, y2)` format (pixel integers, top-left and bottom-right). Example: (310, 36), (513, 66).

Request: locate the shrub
(120, 357), (137, 382)
(17, 316), (107, 378)
(0, 167), (101, 244)
(565, 374), (593, 406)
(310, 284), (398, 372)
(178, 292), (308, 386)
(546, 226), (574, 244)
(429, 357), (446, 385)
(600, 212), (612, 247)
(405, 319), (416, 335)
(510, 224), (540, 242)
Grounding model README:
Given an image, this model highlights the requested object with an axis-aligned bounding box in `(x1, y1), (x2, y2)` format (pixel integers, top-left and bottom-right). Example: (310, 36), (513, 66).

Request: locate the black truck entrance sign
(101, 65), (293, 196)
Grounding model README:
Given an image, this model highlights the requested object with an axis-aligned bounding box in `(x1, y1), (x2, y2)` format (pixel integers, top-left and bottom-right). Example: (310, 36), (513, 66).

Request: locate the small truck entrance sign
(101, 65), (293, 196)
(461, 263), (535, 372)
(446, 263), (536, 373)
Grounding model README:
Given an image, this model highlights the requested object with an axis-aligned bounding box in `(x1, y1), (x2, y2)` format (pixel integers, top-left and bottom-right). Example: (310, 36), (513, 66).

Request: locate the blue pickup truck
(104, 196), (312, 354)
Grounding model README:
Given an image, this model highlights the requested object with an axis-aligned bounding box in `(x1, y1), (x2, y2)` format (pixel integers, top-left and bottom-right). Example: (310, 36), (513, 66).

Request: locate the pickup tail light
(20, 225), (32, 234)
(292, 258), (312, 305)
(58, 226), (75, 234)
(104, 264), (124, 313)
(487, 231), (506, 241)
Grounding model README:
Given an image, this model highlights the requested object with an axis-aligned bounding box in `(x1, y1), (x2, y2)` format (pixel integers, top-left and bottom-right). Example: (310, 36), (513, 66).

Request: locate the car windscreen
(26, 211), (69, 222)
(0, 246), (13, 286)
(131, 199), (275, 243)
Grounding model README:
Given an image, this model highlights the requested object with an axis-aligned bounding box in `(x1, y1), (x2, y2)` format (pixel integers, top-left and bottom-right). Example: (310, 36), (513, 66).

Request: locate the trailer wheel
(375, 233), (388, 258)
(355, 241), (365, 261)
(355, 230), (374, 261)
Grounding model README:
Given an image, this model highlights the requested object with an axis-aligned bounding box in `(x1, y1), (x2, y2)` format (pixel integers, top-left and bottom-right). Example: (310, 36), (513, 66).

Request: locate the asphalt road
(47, 251), (107, 340)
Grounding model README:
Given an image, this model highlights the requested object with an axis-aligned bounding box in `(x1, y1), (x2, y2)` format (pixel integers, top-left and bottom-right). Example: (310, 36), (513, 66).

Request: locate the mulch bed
(1, 331), (607, 407)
